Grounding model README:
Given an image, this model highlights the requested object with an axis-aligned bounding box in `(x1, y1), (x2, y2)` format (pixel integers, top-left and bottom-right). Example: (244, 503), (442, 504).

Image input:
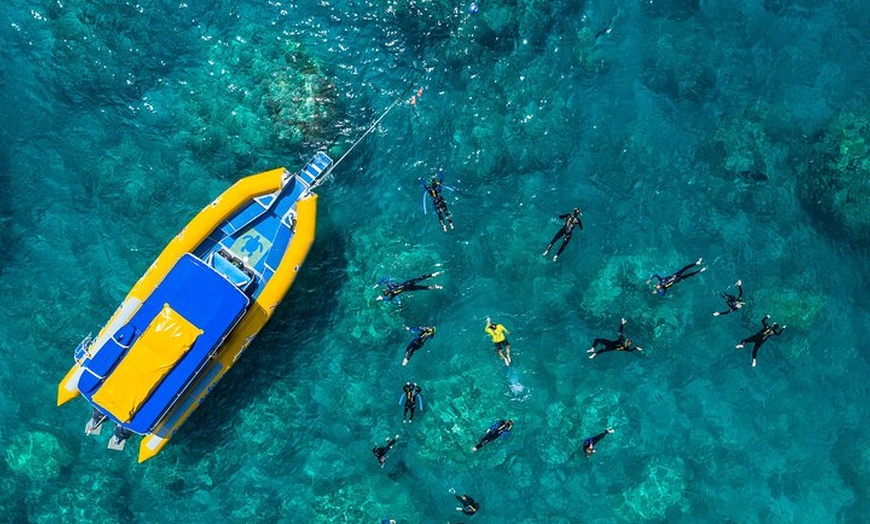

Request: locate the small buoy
(469, 2), (478, 14)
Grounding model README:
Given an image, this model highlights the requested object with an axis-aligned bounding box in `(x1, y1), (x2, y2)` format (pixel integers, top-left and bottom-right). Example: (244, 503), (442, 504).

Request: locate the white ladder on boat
(296, 152), (333, 187)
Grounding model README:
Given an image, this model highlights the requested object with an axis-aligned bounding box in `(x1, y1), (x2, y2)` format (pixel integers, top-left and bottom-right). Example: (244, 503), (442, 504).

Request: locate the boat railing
(73, 333), (94, 362)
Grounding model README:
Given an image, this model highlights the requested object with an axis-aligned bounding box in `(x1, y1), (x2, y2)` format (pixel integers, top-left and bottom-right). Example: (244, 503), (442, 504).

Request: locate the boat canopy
(80, 254), (249, 433)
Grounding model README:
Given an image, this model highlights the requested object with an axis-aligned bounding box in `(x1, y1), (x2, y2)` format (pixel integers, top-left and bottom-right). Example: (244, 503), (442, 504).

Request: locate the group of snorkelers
(371, 179), (787, 521)
(646, 257), (786, 367)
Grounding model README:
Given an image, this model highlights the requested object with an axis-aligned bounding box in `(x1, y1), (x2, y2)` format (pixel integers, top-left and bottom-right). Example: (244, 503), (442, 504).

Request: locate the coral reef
(799, 108), (870, 245)
(31, 472), (127, 524)
(640, 22), (716, 104)
(619, 456), (688, 521)
(336, 219), (445, 347)
(175, 34), (337, 175)
(580, 253), (689, 342)
(24, 1), (199, 106)
(5, 429), (75, 483)
(711, 100), (795, 195)
(0, 463), (26, 522)
(763, 287), (826, 328)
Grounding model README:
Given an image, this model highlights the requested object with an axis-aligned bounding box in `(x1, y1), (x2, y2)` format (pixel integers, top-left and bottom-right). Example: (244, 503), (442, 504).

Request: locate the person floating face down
(376, 272), (443, 303)
(583, 427), (615, 457)
(648, 258), (706, 295)
(542, 208), (583, 262)
(485, 317), (511, 366)
(455, 493), (480, 516)
(472, 419), (513, 452)
(587, 318), (643, 359)
(422, 169), (454, 232)
(372, 435), (399, 468)
(403, 326), (436, 366)
(714, 279), (745, 316)
(399, 382), (423, 423)
(736, 314), (786, 367)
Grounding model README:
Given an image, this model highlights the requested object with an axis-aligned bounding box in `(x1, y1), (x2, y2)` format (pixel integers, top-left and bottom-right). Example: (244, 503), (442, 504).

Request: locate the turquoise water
(1, 0), (868, 522)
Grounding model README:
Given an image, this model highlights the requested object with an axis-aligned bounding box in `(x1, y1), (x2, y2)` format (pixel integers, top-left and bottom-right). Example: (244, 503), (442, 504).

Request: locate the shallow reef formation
(619, 455), (688, 521)
(5, 429), (75, 483)
(798, 108), (870, 245)
(640, 22), (717, 105)
(428, 1), (607, 181)
(175, 33), (337, 176)
(30, 472), (127, 524)
(581, 252), (689, 342)
(336, 219), (444, 347)
(0, 463), (25, 522)
(713, 103), (783, 178)
(28, 1), (199, 106)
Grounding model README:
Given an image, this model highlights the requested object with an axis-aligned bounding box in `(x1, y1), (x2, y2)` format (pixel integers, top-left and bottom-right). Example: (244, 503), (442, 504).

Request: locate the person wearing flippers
(403, 326), (436, 366)
(587, 318), (643, 359)
(399, 382), (423, 423)
(376, 272), (443, 302)
(449, 488), (480, 516)
(648, 258), (706, 295)
(583, 427), (615, 457)
(422, 169), (455, 232)
(484, 317), (512, 366)
(372, 435), (399, 467)
(542, 208), (583, 262)
(472, 419), (512, 451)
(714, 279), (745, 316)
(736, 314), (786, 367)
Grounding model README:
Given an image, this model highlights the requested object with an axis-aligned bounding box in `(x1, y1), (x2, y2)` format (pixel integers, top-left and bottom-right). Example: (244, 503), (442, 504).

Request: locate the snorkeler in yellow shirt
(485, 317), (511, 366)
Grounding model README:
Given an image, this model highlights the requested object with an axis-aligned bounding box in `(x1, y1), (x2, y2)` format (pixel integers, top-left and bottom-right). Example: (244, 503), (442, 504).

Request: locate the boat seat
(212, 250), (253, 288)
(78, 324), (138, 394)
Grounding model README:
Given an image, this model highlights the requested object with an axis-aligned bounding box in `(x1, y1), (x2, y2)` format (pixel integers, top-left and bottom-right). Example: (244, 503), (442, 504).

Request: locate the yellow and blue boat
(57, 153), (333, 462)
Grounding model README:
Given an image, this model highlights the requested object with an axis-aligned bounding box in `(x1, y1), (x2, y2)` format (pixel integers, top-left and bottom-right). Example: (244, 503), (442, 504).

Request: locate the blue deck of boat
(193, 153), (331, 290)
(78, 254), (249, 433)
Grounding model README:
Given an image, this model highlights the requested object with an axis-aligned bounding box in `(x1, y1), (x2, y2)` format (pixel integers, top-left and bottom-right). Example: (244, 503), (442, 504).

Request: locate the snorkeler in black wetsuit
(372, 435), (399, 467)
(422, 169), (455, 232)
(400, 382), (423, 423)
(472, 419), (513, 451)
(403, 326), (436, 366)
(542, 208), (583, 262)
(648, 258), (706, 295)
(714, 279), (745, 316)
(736, 314), (786, 367)
(587, 318), (643, 359)
(583, 427), (614, 457)
(376, 272), (443, 302)
(454, 494), (480, 516)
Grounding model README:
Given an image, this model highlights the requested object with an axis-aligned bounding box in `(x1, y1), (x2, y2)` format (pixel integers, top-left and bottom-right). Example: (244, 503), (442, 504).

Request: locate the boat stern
(57, 365), (84, 406)
(139, 433), (169, 463)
